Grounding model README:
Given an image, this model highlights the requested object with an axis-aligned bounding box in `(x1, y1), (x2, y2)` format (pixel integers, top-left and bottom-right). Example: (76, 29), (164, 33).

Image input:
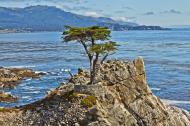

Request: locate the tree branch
(80, 40), (92, 61)
(101, 52), (115, 64)
(91, 37), (95, 45)
(101, 53), (108, 64)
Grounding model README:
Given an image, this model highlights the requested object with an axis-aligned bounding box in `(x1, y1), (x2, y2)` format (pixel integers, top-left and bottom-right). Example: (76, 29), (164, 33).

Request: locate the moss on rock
(63, 91), (78, 101)
(81, 95), (96, 107)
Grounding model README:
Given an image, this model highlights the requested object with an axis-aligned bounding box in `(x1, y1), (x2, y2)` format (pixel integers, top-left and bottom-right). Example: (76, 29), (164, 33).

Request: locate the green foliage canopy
(62, 25), (119, 84)
(63, 26), (111, 42)
(90, 41), (118, 54)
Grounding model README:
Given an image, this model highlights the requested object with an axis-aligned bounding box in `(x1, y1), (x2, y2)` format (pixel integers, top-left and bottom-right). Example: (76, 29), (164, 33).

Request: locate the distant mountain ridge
(0, 5), (168, 31)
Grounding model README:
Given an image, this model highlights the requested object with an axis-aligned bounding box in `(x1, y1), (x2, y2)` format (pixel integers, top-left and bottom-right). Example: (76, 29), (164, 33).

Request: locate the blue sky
(0, 0), (190, 26)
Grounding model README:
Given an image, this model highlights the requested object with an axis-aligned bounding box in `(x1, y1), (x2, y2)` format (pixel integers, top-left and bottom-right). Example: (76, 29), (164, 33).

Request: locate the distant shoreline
(0, 29), (31, 34)
(4, 27), (190, 34)
(0, 28), (173, 34)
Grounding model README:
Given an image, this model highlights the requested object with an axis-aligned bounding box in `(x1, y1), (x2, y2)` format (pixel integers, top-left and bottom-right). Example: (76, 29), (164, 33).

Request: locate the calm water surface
(0, 30), (190, 111)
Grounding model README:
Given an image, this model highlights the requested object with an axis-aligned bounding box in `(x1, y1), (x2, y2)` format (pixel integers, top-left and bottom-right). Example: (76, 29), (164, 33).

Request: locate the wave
(6, 65), (36, 68)
(162, 99), (190, 105)
(22, 96), (32, 99)
(151, 88), (161, 91)
(21, 86), (38, 90)
(35, 71), (48, 74)
(22, 91), (40, 94)
(25, 78), (32, 81)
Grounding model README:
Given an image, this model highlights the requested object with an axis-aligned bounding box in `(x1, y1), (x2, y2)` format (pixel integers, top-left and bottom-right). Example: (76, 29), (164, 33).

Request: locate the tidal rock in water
(0, 57), (189, 126)
(0, 92), (18, 103)
(0, 67), (45, 88)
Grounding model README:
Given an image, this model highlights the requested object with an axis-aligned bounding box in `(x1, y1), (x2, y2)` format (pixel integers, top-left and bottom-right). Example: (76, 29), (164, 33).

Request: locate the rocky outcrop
(0, 92), (17, 103)
(0, 67), (45, 88)
(0, 57), (189, 126)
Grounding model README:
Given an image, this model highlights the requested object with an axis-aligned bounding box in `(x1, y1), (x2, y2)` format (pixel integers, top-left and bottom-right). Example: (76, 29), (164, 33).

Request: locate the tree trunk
(90, 53), (99, 84)
(80, 41), (94, 84)
(80, 41), (92, 61)
(90, 59), (94, 84)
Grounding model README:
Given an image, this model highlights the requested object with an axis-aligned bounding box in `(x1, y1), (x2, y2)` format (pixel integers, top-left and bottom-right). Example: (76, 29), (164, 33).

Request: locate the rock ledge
(0, 67), (45, 88)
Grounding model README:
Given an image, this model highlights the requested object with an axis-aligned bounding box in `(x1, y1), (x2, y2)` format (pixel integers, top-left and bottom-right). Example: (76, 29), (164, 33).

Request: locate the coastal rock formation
(0, 67), (45, 88)
(0, 92), (17, 103)
(0, 57), (189, 126)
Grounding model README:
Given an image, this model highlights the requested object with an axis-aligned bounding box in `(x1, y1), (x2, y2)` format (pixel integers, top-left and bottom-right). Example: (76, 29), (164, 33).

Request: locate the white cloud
(83, 11), (101, 17)
(111, 16), (136, 22)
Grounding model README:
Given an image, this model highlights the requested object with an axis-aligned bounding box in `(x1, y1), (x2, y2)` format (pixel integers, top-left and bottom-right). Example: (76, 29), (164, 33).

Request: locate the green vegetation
(63, 91), (78, 101)
(81, 95), (97, 107)
(63, 26), (119, 84)
(0, 107), (19, 112)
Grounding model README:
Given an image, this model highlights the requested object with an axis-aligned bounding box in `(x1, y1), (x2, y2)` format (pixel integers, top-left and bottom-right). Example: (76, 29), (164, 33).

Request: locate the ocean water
(0, 30), (190, 111)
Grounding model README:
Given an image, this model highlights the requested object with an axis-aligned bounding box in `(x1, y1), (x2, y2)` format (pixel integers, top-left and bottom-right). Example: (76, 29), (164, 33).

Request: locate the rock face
(0, 67), (45, 88)
(0, 57), (190, 126)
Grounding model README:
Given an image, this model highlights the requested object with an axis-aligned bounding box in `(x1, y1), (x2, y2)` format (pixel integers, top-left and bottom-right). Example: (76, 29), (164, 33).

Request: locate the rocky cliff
(0, 57), (189, 126)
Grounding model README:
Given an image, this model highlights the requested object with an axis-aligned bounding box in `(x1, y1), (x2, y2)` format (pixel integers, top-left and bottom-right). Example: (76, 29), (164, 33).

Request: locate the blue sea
(0, 30), (190, 111)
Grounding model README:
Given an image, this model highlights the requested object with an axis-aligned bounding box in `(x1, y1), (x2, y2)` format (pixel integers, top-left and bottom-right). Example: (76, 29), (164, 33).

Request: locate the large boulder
(0, 57), (189, 126)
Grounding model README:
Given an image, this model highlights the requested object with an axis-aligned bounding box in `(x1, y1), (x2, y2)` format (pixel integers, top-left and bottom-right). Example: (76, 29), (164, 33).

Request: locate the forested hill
(0, 5), (169, 31)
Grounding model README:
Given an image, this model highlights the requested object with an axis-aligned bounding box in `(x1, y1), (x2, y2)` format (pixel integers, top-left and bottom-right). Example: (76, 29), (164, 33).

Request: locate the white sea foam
(48, 71), (57, 75)
(22, 91), (40, 94)
(25, 78), (32, 81)
(3, 92), (11, 95)
(162, 99), (190, 105)
(22, 86), (37, 90)
(6, 65), (36, 68)
(151, 88), (161, 91)
(35, 71), (47, 74)
(22, 96), (32, 99)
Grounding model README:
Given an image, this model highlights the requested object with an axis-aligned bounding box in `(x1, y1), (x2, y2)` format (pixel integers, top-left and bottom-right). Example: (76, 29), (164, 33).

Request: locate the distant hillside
(0, 5), (168, 31)
(98, 22), (169, 31)
(169, 25), (190, 29)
